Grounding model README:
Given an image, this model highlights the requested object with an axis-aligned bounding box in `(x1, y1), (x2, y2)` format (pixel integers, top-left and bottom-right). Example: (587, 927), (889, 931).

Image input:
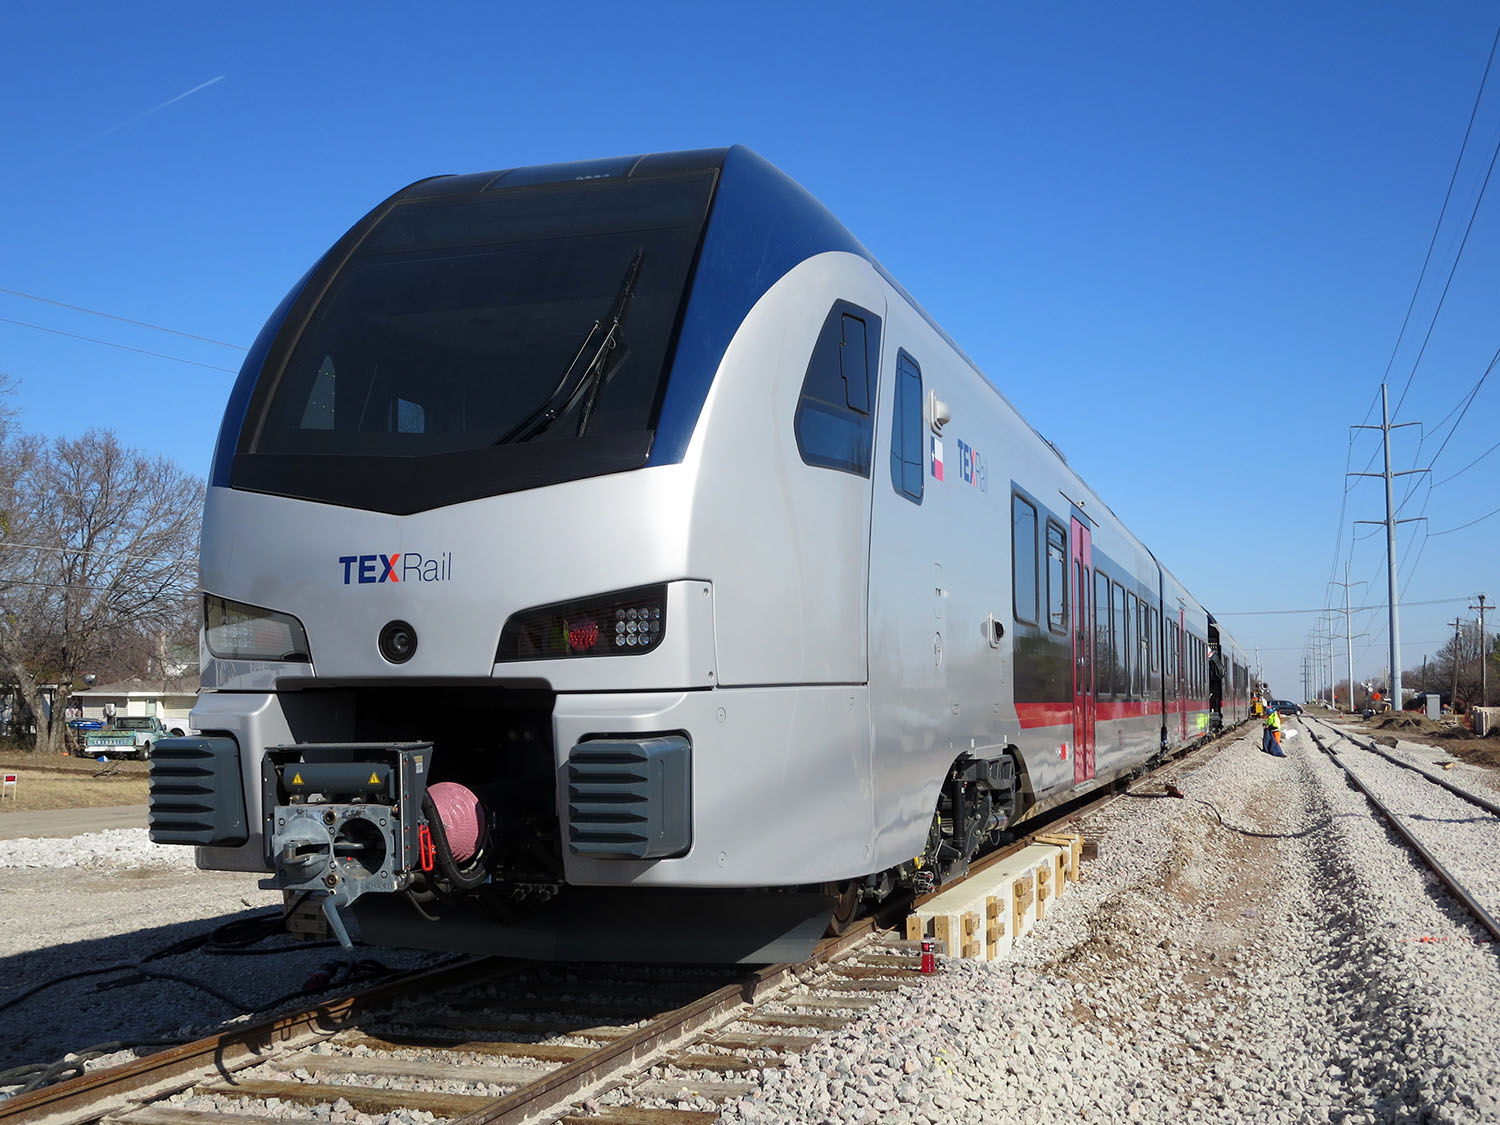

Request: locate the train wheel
(822, 880), (860, 936)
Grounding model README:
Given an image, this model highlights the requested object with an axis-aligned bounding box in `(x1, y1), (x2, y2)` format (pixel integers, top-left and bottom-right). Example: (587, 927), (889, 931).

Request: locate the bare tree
(1408, 622), (1487, 710)
(0, 428), (201, 752)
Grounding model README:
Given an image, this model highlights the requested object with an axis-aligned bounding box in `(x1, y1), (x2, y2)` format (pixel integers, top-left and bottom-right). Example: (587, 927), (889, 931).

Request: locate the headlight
(204, 594), (312, 662)
(496, 585), (666, 661)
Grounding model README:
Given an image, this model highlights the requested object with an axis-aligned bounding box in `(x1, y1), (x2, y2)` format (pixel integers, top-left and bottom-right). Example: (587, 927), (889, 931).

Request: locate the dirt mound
(1370, 712), (1443, 734)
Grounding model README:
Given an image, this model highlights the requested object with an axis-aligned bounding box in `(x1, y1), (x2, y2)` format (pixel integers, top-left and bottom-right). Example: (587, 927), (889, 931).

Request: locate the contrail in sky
(0, 75), (226, 187)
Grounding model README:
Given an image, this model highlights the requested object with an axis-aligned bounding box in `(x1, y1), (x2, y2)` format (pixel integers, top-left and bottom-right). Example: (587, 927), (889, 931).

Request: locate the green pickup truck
(83, 716), (173, 760)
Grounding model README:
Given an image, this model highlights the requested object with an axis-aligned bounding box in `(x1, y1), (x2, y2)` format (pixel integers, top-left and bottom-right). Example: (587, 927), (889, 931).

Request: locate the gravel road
(4, 722), (1498, 1123)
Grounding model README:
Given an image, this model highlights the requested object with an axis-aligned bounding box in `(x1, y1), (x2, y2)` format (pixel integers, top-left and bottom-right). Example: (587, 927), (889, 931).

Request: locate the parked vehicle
(83, 716), (172, 760)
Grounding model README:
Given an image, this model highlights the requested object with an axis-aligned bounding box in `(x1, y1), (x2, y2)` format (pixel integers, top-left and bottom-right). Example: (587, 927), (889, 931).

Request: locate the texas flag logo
(930, 436), (944, 481)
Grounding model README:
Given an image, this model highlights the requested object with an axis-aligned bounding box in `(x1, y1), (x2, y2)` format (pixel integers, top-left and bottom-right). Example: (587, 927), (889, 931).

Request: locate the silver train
(149, 147), (1250, 961)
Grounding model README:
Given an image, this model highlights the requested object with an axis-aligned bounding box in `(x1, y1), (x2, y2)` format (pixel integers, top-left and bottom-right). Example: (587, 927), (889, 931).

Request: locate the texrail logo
(338, 552), (453, 585)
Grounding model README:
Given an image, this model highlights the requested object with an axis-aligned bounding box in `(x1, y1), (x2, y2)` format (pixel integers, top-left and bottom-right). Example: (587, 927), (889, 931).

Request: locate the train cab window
(396, 397), (426, 433)
(889, 350), (924, 504)
(1012, 495), (1039, 626)
(794, 301), (882, 476)
(300, 356), (336, 430)
(1045, 522), (1067, 634)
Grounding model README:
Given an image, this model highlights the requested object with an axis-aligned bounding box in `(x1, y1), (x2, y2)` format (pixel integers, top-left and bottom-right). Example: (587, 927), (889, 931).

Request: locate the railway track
(1, 722), (1251, 1125)
(1304, 716), (1500, 944)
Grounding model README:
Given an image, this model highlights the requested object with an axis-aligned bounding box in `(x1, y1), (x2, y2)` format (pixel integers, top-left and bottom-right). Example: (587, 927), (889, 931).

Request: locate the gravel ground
(716, 725), (1500, 1124)
(4, 725), (1498, 1123)
(0, 831), (444, 1093)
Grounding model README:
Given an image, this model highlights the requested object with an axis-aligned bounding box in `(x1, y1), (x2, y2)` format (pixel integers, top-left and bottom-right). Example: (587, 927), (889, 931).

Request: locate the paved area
(0, 805), (147, 840)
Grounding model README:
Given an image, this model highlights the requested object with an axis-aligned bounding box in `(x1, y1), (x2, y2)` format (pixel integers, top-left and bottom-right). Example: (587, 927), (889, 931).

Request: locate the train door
(1070, 517), (1095, 783)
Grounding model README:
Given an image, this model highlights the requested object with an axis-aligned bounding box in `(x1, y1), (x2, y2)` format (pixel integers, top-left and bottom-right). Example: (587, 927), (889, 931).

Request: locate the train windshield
(234, 171), (716, 514)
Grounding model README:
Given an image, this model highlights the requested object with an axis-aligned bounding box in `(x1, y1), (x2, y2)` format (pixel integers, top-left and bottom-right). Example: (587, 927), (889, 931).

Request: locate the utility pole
(1350, 384), (1427, 711)
(1332, 564), (1366, 714)
(1472, 594), (1489, 707)
(1449, 616), (1465, 709)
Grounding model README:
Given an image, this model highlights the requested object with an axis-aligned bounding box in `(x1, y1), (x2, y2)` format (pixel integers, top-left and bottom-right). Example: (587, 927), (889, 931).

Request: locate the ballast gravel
(708, 723), (1500, 1125)
(3, 721), (1499, 1124)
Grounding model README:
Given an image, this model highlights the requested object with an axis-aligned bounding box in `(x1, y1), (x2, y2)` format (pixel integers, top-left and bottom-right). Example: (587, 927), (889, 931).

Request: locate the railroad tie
(278, 1050), (542, 1087)
(337, 1030), (589, 1061)
(771, 993), (884, 1011)
(194, 1079), (492, 1118)
(632, 1078), (759, 1100)
(742, 1012), (848, 1031)
(709, 1031), (819, 1053)
(662, 1051), (779, 1073)
(110, 1109), (268, 1125)
(558, 1107), (722, 1124)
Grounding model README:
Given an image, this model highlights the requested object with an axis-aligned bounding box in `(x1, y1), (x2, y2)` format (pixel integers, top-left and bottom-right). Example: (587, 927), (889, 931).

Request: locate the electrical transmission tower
(1349, 384), (1427, 709)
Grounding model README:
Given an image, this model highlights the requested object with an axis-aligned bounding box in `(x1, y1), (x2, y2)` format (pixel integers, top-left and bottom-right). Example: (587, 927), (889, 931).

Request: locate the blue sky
(3, 2), (1497, 702)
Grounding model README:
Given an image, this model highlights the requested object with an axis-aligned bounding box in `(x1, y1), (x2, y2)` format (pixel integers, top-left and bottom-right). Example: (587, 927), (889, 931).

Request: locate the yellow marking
(368, 771), (381, 785)
(290, 772), (304, 786)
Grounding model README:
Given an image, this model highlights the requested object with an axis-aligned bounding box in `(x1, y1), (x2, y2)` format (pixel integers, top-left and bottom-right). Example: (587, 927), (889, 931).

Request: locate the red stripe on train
(1016, 700), (1211, 729)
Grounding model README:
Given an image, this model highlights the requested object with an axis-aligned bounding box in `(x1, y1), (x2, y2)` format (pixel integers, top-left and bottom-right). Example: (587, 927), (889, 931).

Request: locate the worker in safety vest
(1252, 694), (1264, 718)
(1262, 705), (1284, 757)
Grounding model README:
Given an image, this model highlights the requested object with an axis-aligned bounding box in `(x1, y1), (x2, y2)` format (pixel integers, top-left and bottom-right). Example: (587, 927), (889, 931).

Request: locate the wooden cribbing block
(904, 841), (1064, 961)
(1036, 859), (1054, 919)
(1012, 876), (1033, 939)
(934, 915), (958, 957)
(985, 895), (1003, 957)
(960, 911), (981, 958)
(1034, 832), (1084, 883)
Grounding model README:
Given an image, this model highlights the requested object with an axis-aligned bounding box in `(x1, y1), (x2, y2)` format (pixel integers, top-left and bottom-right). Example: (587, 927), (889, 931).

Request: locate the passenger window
(889, 350), (924, 504)
(794, 301), (882, 476)
(1137, 599), (1149, 692)
(1045, 522), (1067, 634)
(1114, 583), (1128, 698)
(1012, 495), (1038, 626)
(1095, 570), (1113, 697)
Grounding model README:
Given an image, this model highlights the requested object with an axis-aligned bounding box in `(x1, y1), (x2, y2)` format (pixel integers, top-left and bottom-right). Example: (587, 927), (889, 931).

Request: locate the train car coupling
(258, 742), (488, 950)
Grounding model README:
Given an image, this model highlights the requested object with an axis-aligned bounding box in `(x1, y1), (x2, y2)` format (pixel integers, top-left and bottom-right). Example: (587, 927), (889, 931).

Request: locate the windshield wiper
(498, 250), (644, 445)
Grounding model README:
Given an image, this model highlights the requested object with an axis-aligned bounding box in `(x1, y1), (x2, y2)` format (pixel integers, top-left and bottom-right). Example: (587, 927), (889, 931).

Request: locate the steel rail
(0, 926), (877, 1125)
(1308, 717), (1500, 819)
(445, 923), (877, 1125)
(0, 956), (512, 1125)
(1307, 726), (1500, 945)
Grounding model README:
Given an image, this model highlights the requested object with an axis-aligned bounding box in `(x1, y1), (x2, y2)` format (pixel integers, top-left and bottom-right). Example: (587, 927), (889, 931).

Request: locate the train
(148, 147), (1250, 962)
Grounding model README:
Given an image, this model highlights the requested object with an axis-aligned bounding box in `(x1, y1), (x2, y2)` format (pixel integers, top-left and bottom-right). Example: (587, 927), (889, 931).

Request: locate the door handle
(985, 614), (1004, 648)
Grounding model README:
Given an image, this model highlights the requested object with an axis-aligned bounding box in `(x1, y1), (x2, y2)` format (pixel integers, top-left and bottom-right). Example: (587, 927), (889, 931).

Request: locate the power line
(1431, 502), (1500, 536)
(1388, 15), (1500, 420)
(0, 286), (247, 350)
(1214, 595), (1470, 617)
(1434, 433), (1500, 485)
(0, 317), (240, 374)
(0, 539), (195, 566)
